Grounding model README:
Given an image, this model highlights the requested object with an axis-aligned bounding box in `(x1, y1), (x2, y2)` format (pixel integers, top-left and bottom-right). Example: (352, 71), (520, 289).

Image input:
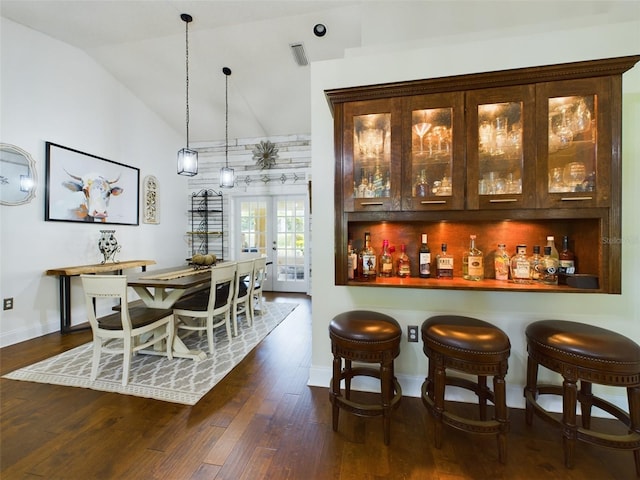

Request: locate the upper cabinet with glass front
(466, 85), (536, 209)
(402, 93), (465, 210)
(536, 77), (612, 209)
(342, 98), (402, 212)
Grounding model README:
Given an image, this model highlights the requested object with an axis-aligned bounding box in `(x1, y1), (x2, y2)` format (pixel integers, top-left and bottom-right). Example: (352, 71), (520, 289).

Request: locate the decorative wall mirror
(0, 143), (37, 206)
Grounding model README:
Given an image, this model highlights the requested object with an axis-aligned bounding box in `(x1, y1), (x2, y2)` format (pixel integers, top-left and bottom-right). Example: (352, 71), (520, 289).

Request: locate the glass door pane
(274, 196), (306, 291)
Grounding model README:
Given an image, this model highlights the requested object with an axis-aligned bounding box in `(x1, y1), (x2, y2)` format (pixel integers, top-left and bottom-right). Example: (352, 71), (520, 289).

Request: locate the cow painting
(62, 171), (123, 222)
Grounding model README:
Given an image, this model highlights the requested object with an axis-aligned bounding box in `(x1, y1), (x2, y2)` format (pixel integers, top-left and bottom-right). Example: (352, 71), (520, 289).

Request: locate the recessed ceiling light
(313, 24), (327, 37)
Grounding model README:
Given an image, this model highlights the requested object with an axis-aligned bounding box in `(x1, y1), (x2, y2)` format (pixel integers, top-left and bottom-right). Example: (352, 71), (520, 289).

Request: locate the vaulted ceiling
(2, 1), (636, 143)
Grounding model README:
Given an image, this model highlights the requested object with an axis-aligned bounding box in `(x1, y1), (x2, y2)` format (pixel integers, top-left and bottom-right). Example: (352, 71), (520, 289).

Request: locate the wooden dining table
(126, 264), (217, 361)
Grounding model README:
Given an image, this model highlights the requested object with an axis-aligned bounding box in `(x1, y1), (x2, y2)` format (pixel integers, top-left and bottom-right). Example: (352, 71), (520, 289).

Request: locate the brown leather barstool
(421, 315), (511, 463)
(525, 320), (640, 476)
(329, 310), (402, 445)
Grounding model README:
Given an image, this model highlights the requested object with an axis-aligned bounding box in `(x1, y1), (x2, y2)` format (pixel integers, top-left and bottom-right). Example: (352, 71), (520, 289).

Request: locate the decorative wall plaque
(143, 175), (159, 224)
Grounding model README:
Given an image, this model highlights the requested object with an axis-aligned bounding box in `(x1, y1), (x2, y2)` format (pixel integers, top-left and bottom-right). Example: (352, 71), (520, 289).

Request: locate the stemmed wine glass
(555, 105), (574, 149)
(413, 122), (432, 153)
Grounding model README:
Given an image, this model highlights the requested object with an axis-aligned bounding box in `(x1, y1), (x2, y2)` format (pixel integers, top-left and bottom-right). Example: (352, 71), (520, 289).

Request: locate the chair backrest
(80, 275), (133, 332)
(234, 258), (255, 302)
(253, 256), (267, 292)
(207, 262), (237, 314)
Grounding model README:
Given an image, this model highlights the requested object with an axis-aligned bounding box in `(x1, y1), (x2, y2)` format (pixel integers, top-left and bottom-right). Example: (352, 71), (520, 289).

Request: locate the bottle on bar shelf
(358, 231), (377, 281)
(436, 243), (454, 279)
(559, 235), (576, 275)
(529, 245), (543, 282)
(510, 245), (531, 284)
(541, 246), (559, 285)
(419, 233), (431, 278)
(463, 234), (484, 281)
(379, 239), (393, 277)
(347, 237), (357, 280)
(546, 235), (559, 260)
(494, 243), (510, 280)
(397, 244), (411, 278)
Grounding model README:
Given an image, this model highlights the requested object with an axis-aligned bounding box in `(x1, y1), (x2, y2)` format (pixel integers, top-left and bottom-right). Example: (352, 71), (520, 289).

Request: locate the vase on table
(98, 230), (121, 264)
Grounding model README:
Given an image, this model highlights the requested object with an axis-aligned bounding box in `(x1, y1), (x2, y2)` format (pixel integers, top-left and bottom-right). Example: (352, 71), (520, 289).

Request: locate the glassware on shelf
(354, 113), (389, 161)
(571, 98), (592, 135)
(555, 105), (574, 149)
(412, 121), (432, 154)
(479, 120), (493, 154)
(562, 162), (586, 189)
(549, 167), (567, 192)
(493, 116), (508, 155)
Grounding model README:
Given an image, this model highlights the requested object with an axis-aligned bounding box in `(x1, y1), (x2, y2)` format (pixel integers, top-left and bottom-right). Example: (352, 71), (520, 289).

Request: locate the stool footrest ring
(331, 378), (402, 418)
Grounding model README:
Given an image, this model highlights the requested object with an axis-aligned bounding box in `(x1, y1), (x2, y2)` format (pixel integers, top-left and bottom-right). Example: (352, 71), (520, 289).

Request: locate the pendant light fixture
(177, 13), (198, 176)
(219, 67), (235, 188)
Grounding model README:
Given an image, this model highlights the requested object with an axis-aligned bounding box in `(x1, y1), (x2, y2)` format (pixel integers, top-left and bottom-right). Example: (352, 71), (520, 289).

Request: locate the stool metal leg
(562, 376), (578, 469)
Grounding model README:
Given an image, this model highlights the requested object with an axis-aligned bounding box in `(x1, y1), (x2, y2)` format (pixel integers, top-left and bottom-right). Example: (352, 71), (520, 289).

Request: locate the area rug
(3, 302), (297, 405)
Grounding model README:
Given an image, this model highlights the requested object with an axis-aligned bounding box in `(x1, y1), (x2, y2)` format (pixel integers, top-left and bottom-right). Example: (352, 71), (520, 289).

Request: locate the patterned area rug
(4, 302), (297, 405)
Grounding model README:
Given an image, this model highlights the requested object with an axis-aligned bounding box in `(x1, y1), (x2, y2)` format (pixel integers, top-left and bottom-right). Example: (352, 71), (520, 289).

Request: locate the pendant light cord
(225, 72), (229, 167)
(185, 18), (190, 149)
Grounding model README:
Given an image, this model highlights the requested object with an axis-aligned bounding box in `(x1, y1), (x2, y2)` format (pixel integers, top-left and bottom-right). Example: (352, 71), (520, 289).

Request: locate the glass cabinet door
(343, 99), (402, 212)
(402, 92), (465, 210)
(466, 85), (536, 209)
(536, 77), (610, 209)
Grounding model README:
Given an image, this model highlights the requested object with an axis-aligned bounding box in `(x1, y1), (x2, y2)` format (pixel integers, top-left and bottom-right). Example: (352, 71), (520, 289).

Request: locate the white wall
(0, 18), (188, 346)
(309, 16), (640, 412)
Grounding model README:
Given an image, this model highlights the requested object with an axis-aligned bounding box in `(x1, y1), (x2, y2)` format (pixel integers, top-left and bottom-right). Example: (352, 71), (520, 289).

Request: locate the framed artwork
(45, 142), (140, 225)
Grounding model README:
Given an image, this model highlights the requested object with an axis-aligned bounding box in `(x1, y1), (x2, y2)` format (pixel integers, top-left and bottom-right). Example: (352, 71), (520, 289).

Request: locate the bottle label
(419, 252), (431, 275)
(362, 254), (376, 275)
(467, 255), (483, 276)
(347, 254), (355, 280)
(514, 260), (530, 279)
(381, 262), (393, 274)
(398, 262), (411, 276)
(559, 260), (575, 274)
(495, 255), (509, 280)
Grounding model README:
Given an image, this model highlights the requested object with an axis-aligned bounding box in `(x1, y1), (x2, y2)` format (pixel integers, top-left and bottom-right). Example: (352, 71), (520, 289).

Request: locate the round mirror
(0, 143), (37, 206)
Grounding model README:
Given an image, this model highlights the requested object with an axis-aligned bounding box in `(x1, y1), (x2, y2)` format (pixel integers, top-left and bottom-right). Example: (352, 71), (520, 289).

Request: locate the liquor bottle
(415, 169), (429, 197)
(373, 164), (384, 197)
(529, 245), (543, 282)
(462, 234), (484, 281)
(494, 243), (510, 280)
(418, 233), (431, 278)
(347, 238), (357, 280)
(358, 231), (377, 281)
(436, 243), (454, 279)
(510, 245), (531, 284)
(357, 168), (367, 198)
(546, 235), (559, 260)
(379, 239), (393, 277)
(541, 246), (559, 285)
(559, 235), (576, 275)
(397, 244), (411, 277)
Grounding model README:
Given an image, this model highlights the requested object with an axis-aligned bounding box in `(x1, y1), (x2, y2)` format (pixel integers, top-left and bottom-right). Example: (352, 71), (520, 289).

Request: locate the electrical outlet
(3, 298), (14, 310)
(407, 325), (419, 343)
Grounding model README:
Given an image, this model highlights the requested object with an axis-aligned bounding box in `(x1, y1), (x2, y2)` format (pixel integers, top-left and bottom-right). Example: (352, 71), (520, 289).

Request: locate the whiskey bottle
(418, 233), (431, 278)
(529, 245), (543, 282)
(436, 243), (454, 279)
(379, 239), (394, 277)
(415, 169), (429, 197)
(510, 245), (531, 284)
(559, 235), (576, 275)
(462, 234), (484, 281)
(347, 238), (357, 280)
(358, 231), (377, 281)
(494, 243), (510, 280)
(545, 235), (559, 260)
(541, 246), (559, 285)
(397, 244), (411, 277)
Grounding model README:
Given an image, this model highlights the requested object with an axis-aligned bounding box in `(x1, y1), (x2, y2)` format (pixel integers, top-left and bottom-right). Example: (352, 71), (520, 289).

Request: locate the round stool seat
(526, 320), (640, 377)
(525, 320), (640, 476)
(421, 315), (511, 464)
(329, 310), (402, 446)
(422, 315), (510, 362)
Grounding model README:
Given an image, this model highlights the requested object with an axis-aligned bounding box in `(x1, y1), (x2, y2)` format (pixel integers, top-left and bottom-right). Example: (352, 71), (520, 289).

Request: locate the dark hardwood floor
(1, 292), (636, 479)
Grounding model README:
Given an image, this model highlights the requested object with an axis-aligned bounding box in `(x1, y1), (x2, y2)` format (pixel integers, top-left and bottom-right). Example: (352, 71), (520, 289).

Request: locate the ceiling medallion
(252, 140), (279, 170)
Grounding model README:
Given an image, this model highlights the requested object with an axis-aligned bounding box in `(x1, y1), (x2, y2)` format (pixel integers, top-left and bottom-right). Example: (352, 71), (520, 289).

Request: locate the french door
(235, 195), (307, 293)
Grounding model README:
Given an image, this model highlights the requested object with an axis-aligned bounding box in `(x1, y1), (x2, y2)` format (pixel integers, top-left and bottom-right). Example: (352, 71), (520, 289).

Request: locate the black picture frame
(45, 142), (140, 225)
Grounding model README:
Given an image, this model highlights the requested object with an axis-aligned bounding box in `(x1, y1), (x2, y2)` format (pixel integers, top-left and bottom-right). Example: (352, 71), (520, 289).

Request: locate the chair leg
(628, 386), (640, 477)
(579, 381), (593, 429)
(381, 359), (392, 446)
(562, 376), (578, 469)
(331, 355), (342, 432)
(232, 308), (239, 337)
(90, 338), (102, 381)
(207, 316), (215, 355)
(166, 318), (174, 360)
(433, 361), (446, 449)
(478, 375), (488, 421)
(122, 337), (133, 386)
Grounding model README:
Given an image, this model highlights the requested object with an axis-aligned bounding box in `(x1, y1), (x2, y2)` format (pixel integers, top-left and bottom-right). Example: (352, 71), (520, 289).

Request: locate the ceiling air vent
(290, 42), (308, 66)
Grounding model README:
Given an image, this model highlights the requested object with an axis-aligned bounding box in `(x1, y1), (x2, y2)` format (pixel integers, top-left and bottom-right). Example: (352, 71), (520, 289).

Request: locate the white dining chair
(251, 256), (268, 317)
(173, 262), (237, 355)
(80, 274), (175, 386)
(232, 258), (255, 335)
